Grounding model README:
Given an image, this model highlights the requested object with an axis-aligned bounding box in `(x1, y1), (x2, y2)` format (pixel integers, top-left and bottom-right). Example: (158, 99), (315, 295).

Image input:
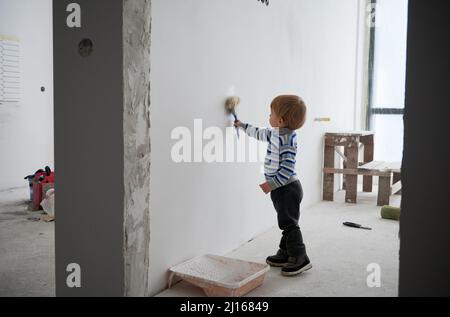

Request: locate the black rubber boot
(266, 249), (289, 267)
(281, 255), (312, 276)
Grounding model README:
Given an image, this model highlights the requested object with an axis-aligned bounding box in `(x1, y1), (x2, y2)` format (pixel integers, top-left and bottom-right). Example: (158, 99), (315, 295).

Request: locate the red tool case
(30, 167), (55, 211)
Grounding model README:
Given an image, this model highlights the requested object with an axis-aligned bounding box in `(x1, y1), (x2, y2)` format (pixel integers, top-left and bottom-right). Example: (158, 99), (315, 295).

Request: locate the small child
(234, 95), (311, 276)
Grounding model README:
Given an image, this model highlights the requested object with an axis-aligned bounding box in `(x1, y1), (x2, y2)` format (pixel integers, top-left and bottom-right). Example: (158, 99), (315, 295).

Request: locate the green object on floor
(381, 206), (401, 221)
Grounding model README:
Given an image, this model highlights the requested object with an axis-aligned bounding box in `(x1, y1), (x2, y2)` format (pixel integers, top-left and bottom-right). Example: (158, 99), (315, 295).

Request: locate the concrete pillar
(399, 0), (450, 297)
(54, 0), (151, 296)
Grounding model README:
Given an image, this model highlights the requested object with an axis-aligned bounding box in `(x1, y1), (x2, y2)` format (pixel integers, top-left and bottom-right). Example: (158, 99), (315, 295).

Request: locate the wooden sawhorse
(322, 132), (375, 204)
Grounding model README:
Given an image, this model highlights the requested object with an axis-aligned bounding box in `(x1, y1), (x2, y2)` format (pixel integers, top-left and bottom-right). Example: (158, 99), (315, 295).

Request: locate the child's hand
(234, 120), (244, 128)
(259, 182), (272, 194)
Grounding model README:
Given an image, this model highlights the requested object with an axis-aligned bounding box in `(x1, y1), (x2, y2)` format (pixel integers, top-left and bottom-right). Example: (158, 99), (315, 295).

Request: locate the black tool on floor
(343, 222), (372, 230)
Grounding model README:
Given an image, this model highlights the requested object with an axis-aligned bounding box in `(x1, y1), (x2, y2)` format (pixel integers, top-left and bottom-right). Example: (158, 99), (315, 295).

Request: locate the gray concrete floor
(0, 186), (55, 297)
(0, 185), (400, 297)
(158, 187), (401, 297)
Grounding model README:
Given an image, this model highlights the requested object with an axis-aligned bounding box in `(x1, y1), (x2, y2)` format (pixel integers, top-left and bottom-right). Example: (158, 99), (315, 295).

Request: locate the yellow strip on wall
(0, 34), (20, 42)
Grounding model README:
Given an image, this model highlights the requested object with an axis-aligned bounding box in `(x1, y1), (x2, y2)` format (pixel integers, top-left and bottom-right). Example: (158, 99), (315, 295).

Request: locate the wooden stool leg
(363, 135), (374, 192)
(393, 172), (402, 195)
(343, 147), (348, 190)
(323, 143), (335, 201)
(345, 145), (358, 204)
(378, 175), (392, 206)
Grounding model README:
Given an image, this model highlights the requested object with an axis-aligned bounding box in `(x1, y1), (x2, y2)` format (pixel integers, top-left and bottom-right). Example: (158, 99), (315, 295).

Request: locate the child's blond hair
(271, 95), (307, 130)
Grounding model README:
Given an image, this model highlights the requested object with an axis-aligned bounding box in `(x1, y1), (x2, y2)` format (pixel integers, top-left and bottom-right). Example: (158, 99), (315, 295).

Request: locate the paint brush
(225, 96), (241, 138)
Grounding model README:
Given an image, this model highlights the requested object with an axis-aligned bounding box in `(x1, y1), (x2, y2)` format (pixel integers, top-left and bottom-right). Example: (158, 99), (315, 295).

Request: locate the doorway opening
(367, 0), (408, 162)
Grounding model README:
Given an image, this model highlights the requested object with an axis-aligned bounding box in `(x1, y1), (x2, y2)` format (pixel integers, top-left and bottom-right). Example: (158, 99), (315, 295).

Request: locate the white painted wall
(0, 0), (54, 190)
(149, 0), (364, 295)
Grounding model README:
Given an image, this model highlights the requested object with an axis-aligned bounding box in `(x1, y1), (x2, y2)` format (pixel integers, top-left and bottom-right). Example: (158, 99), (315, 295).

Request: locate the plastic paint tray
(168, 254), (270, 297)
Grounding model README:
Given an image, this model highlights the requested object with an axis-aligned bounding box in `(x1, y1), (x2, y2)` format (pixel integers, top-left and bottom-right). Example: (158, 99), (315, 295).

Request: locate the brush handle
(231, 111), (240, 138)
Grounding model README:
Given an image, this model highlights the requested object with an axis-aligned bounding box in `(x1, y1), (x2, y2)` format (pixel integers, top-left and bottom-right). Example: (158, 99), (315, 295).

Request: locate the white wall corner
(354, 0), (370, 132)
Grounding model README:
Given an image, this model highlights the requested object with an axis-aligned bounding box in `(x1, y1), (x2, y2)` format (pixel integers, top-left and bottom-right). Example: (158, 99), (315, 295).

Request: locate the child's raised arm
(234, 121), (271, 142)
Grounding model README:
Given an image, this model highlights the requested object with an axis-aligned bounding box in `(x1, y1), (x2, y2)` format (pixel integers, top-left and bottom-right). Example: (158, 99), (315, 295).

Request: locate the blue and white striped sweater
(243, 123), (299, 190)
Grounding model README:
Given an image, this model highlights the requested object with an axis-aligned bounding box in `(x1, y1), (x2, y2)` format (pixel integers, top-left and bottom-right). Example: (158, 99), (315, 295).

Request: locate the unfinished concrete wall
(123, 0), (152, 297)
(148, 0), (365, 295)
